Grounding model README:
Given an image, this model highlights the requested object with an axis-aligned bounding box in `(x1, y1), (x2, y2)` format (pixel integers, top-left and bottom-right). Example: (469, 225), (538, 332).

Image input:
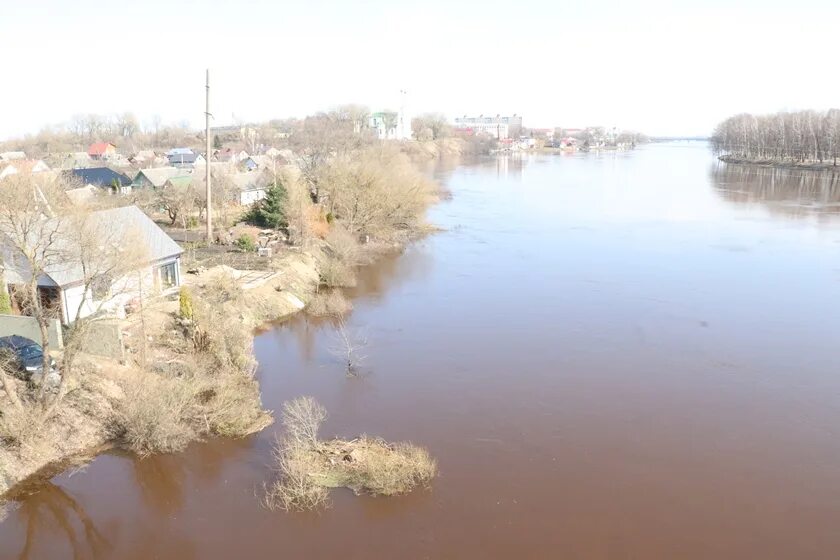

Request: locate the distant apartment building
(454, 115), (523, 139)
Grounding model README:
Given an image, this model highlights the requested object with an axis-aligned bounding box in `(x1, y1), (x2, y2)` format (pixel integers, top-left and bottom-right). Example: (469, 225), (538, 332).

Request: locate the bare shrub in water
(265, 397), (437, 512)
(281, 396), (327, 446)
(306, 289), (353, 317)
(330, 317), (366, 377)
(264, 439), (330, 512)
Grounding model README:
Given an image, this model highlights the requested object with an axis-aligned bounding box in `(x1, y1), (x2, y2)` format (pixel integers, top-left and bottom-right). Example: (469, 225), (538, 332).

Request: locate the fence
(0, 314), (63, 348)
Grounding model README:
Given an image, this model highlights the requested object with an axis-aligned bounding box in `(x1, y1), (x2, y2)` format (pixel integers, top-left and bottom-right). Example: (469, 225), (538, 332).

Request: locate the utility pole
(205, 69), (213, 243)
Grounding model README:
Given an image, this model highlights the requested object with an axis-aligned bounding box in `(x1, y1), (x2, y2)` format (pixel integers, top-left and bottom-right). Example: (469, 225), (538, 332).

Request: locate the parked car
(0, 335), (56, 377)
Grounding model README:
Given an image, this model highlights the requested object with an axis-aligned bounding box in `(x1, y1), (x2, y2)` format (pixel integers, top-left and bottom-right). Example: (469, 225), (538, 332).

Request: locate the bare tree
(50, 209), (150, 410)
(712, 109), (840, 165)
(0, 173), (71, 401)
(330, 316), (366, 377)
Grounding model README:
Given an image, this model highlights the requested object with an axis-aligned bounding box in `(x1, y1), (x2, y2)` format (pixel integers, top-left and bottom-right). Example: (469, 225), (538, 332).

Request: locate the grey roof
(231, 172), (268, 192)
(166, 148), (194, 156)
(133, 167), (184, 188)
(44, 206), (182, 287)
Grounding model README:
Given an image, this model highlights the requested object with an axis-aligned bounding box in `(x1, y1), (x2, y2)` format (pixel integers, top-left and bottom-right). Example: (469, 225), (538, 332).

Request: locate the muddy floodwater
(4, 143), (840, 559)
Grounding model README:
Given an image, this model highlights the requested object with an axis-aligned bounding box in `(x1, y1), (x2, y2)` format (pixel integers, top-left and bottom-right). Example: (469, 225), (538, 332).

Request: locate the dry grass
(306, 289), (353, 317)
(264, 397), (437, 512)
(313, 436), (437, 496)
(0, 403), (44, 453)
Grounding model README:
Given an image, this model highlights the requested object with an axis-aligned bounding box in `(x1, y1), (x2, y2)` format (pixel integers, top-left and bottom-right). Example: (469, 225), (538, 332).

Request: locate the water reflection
(12, 482), (109, 559)
(711, 162), (840, 217)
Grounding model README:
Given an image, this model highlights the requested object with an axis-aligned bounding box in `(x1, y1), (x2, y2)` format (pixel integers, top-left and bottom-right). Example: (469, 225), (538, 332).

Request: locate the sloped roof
(65, 167), (132, 188)
(166, 148), (194, 156)
(167, 152), (198, 165)
(88, 142), (116, 156)
(165, 175), (193, 189)
(45, 206), (183, 287)
(231, 172), (268, 192)
(133, 167), (184, 188)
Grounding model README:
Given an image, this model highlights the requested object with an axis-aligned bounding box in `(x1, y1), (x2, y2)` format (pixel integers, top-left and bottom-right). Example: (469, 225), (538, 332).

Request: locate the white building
(1, 206), (183, 324)
(369, 90), (413, 140)
(454, 115), (523, 139)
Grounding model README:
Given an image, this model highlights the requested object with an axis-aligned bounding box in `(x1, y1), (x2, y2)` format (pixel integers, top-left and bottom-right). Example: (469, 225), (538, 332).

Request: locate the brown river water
(3, 143), (840, 559)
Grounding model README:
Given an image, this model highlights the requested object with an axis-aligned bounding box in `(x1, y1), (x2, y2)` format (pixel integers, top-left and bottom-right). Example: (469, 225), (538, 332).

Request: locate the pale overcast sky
(1, 0), (838, 139)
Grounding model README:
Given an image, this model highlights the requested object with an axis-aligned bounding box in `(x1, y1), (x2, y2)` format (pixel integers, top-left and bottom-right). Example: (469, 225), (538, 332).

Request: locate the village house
(47, 151), (92, 170)
(129, 150), (162, 167)
(0, 160), (51, 179)
(88, 142), (117, 160)
(0, 205), (183, 324)
(166, 148), (205, 169)
(64, 167), (133, 194)
(231, 172), (268, 205)
(132, 167), (186, 189)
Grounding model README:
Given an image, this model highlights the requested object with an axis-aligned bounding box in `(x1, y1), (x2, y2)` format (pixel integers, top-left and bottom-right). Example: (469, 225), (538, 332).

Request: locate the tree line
(711, 109), (840, 165)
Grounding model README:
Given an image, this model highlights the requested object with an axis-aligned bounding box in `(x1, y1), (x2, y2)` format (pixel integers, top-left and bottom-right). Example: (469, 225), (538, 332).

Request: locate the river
(3, 142), (840, 559)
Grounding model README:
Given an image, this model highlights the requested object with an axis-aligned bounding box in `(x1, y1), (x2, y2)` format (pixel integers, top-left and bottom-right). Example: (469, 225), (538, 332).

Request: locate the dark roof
(64, 167), (132, 188)
(167, 152), (197, 164)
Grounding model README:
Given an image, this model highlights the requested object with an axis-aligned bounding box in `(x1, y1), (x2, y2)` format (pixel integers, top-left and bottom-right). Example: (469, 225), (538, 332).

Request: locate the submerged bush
(265, 397), (437, 512)
(306, 289), (353, 317)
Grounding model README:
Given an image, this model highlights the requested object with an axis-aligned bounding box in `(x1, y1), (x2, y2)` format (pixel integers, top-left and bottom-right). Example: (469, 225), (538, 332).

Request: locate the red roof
(88, 142), (115, 156)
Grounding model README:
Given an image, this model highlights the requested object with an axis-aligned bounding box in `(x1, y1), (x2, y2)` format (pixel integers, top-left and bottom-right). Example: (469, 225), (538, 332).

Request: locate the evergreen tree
(251, 181), (288, 229)
(213, 135), (222, 149)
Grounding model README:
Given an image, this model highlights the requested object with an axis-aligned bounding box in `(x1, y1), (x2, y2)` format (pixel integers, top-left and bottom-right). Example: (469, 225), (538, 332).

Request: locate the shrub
(0, 292), (10, 314)
(281, 396), (326, 446)
(265, 397), (437, 512)
(178, 287), (194, 320)
(110, 372), (198, 456)
(306, 290), (353, 317)
(265, 440), (330, 512)
(236, 234), (256, 253)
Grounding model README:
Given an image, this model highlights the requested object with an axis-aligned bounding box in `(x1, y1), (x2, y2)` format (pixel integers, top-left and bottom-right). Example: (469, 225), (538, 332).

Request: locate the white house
(232, 172), (268, 205)
(1, 206), (183, 324)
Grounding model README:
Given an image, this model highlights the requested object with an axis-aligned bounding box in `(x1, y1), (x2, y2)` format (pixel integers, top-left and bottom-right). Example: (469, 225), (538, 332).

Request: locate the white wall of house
(61, 256), (181, 323)
(239, 189), (266, 206)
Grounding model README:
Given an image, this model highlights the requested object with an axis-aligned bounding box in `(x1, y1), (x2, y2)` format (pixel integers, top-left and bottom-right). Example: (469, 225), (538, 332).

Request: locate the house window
(158, 262), (178, 289)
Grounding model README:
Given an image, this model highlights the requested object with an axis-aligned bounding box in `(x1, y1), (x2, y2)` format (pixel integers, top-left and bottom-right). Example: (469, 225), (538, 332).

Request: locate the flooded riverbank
(3, 143), (840, 559)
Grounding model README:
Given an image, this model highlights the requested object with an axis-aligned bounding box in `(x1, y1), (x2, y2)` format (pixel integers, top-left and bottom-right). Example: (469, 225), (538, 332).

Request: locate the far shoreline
(719, 154), (840, 171)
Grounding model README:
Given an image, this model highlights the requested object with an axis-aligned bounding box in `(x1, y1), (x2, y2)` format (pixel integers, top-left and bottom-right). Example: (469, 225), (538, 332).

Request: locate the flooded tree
(711, 109), (840, 164)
